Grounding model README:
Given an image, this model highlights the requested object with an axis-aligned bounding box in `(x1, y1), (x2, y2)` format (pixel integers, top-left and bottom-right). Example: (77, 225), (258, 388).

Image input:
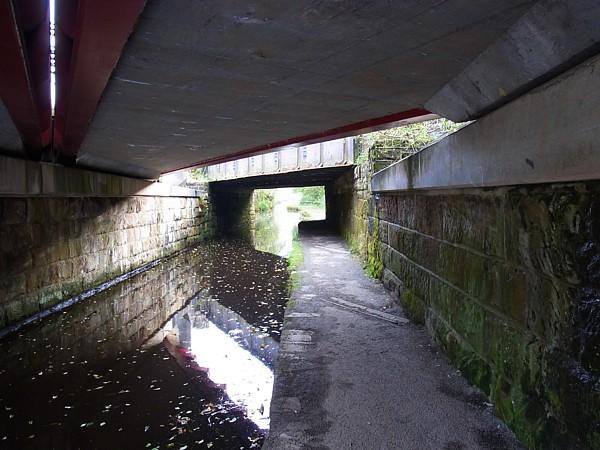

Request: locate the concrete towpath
(263, 229), (523, 450)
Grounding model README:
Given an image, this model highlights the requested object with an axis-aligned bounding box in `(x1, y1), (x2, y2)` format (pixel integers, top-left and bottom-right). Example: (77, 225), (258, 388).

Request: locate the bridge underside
(8, 1), (600, 178)
(75, 1), (532, 178)
(209, 166), (353, 191)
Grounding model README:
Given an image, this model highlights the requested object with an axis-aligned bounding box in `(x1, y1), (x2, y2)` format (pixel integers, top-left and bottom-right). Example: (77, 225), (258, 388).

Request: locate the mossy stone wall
(376, 183), (600, 449)
(328, 165), (372, 262)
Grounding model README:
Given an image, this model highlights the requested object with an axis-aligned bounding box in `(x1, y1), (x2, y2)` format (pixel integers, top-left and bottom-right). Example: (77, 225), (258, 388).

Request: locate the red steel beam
(0, 0), (51, 152)
(54, 0), (146, 157)
(164, 108), (432, 173)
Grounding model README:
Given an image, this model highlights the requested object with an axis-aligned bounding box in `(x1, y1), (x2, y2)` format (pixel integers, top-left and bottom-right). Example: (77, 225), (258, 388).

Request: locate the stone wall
(0, 246), (209, 377)
(210, 186), (255, 241)
(0, 195), (213, 329)
(374, 184), (600, 449)
(328, 142), (381, 278)
(334, 55), (600, 449)
(333, 151), (600, 447)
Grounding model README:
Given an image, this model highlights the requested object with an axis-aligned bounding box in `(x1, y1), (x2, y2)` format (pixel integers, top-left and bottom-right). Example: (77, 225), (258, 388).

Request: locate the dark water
(0, 241), (289, 449)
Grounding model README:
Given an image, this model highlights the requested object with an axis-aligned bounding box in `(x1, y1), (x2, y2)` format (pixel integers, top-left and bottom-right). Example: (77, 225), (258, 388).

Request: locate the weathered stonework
(374, 183), (600, 449)
(210, 186), (255, 242)
(328, 161), (370, 259)
(0, 195), (213, 329)
(330, 132), (600, 448)
(328, 141), (383, 278)
(0, 246), (209, 370)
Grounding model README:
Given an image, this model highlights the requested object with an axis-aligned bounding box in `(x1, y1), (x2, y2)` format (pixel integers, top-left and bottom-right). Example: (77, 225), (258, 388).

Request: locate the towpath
(264, 229), (523, 450)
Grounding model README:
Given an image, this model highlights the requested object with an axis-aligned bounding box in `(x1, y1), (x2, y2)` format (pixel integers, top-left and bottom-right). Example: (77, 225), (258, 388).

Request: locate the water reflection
(161, 298), (275, 429)
(0, 240), (289, 449)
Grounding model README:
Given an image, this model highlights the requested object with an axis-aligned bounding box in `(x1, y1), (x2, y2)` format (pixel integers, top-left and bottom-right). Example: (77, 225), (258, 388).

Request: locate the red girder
(165, 108), (432, 173)
(53, 0), (146, 157)
(0, 0), (50, 152)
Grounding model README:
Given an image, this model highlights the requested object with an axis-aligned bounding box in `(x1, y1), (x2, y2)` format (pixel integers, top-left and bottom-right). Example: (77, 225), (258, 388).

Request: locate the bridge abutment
(332, 54), (600, 448)
(210, 186), (255, 242)
(0, 157), (214, 329)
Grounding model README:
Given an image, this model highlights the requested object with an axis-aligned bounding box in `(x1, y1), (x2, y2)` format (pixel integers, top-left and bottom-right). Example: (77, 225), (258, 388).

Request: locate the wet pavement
(0, 241), (288, 450)
(264, 227), (525, 450)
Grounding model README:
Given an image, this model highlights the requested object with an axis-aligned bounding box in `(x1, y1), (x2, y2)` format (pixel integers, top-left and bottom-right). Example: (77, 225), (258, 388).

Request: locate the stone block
(382, 268), (403, 299)
(5, 251), (32, 277)
(26, 199), (50, 224)
(0, 199), (27, 224)
(38, 286), (62, 309)
(82, 198), (105, 218)
(0, 225), (28, 260)
(68, 238), (83, 258)
(25, 270), (43, 292)
(483, 313), (530, 383)
(441, 192), (505, 259)
(524, 275), (573, 343)
(67, 198), (84, 220)
(4, 296), (37, 323)
(504, 184), (585, 284)
(56, 260), (73, 281)
(4, 273), (26, 298)
(68, 220), (82, 237)
(426, 312), (493, 395)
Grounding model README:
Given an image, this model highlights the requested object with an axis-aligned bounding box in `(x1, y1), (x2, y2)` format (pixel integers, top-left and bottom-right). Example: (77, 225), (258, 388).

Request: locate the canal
(0, 188), (324, 449)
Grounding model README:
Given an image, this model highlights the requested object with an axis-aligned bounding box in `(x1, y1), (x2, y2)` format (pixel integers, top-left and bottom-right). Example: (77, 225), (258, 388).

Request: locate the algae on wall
(331, 131), (600, 448)
(375, 184), (600, 450)
(328, 138), (381, 275)
(366, 213), (383, 279)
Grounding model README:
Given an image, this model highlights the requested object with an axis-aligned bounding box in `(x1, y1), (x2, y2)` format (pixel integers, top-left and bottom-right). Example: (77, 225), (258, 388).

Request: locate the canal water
(0, 189), (323, 449)
(0, 242), (288, 449)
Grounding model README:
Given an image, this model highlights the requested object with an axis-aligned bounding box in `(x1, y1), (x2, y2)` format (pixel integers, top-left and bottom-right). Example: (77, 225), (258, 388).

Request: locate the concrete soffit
(425, 0), (600, 122)
(371, 52), (600, 193)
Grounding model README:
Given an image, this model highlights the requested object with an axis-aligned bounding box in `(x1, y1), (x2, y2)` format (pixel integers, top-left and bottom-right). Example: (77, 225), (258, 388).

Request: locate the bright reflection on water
(190, 323), (273, 429)
(159, 296), (278, 430)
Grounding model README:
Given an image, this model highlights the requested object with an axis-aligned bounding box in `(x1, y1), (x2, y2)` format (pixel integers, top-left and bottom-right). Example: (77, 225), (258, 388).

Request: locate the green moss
(286, 236), (304, 296)
(295, 186), (326, 208)
(490, 377), (546, 449)
(545, 388), (562, 415)
(588, 432), (600, 449)
(366, 215), (383, 279)
(456, 350), (492, 393)
(346, 237), (360, 255)
(400, 289), (426, 324)
(254, 189), (274, 213)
